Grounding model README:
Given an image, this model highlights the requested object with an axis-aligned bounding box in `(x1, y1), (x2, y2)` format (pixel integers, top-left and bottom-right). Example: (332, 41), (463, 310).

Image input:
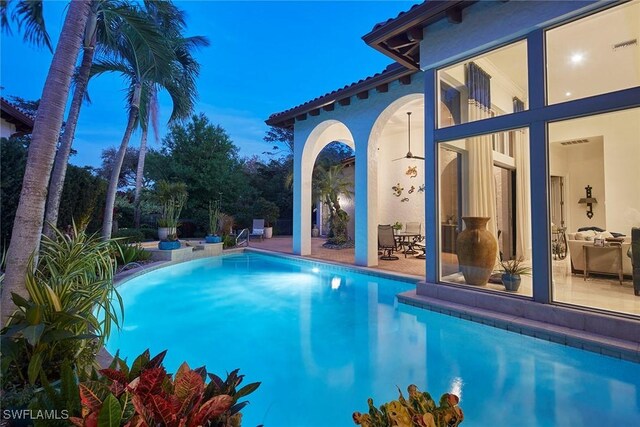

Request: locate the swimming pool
(107, 252), (640, 426)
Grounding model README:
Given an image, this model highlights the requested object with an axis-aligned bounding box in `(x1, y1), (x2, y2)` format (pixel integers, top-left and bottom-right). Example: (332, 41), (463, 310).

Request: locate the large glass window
(549, 108), (640, 316)
(437, 41), (528, 128)
(546, 1), (640, 105)
(438, 128), (532, 297)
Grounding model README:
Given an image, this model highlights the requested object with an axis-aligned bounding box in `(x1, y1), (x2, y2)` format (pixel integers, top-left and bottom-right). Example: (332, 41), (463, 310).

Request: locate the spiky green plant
(1, 224), (123, 385)
(209, 200), (221, 236)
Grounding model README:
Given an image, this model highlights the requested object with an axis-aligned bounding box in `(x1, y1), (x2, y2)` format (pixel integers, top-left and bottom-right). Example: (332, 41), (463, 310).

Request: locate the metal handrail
(236, 228), (249, 247)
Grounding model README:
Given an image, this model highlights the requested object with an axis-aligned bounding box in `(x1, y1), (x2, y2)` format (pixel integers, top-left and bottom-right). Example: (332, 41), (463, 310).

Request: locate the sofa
(566, 231), (632, 278)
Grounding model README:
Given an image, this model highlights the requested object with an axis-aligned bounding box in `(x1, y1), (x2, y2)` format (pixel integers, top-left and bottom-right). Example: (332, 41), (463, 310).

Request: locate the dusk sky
(1, 1), (416, 167)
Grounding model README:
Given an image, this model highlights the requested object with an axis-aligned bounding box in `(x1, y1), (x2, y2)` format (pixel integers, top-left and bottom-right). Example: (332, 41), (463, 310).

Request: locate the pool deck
(118, 237), (640, 363)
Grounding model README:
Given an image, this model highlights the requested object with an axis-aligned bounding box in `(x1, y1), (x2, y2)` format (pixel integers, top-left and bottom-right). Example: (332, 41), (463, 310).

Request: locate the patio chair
(249, 219), (265, 242)
(378, 224), (399, 260)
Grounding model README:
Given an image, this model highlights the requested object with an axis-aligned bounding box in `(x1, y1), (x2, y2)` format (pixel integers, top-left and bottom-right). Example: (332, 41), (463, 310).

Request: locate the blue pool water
(107, 252), (640, 426)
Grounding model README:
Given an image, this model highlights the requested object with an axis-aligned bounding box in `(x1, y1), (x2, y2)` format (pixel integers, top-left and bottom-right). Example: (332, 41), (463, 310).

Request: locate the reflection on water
(109, 253), (640, 427)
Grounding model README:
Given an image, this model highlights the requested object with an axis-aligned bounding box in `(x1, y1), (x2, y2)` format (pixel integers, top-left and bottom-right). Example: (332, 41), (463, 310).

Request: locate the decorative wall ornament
(392, 183), (404, 197)
(406, 165), (418, 178)
(401, 197), (409, 202)
(578, 185), (598, 219)
(417, 184), (425, 193)
(408, 186), (415, 194)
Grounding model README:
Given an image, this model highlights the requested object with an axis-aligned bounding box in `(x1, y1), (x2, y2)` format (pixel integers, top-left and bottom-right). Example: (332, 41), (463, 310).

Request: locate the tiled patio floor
(246, 236), (426, 278)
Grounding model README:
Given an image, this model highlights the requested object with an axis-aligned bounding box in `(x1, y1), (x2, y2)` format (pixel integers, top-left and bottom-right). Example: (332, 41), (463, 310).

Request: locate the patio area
(246, 236), (426, 278)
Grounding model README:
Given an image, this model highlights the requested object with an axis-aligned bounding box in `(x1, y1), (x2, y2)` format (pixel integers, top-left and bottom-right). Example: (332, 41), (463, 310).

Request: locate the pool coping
(108, 249), (640, 365)
(400, 288), (640, 363)
(243, 247), (423, 284)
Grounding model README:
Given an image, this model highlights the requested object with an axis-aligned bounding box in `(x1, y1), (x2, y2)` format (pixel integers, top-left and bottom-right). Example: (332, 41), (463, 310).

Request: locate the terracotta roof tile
(266, 63), (414, 127)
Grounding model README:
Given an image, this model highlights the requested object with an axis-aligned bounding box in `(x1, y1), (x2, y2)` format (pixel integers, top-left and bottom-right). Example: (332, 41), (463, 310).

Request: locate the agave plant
(353, 384), (463, 427)
(70, 349), (260, 427)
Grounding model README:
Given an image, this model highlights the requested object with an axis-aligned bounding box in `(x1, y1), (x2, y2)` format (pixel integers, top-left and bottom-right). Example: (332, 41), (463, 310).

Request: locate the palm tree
(312, 163), (354, 243)
(133, 1), (208, 228)
(2, 0), (92, 324)
(96, 2), (206, 240)
(43, 0), (174, 237)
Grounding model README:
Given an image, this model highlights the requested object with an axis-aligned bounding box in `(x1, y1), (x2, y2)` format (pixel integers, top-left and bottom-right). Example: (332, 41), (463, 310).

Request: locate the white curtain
(465, 62), (498, 239)
(514, 129), (531, 259)
(467, 104), (498, 239)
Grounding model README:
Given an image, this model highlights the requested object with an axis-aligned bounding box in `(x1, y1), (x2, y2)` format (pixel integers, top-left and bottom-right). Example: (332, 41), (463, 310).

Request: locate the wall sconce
(578, 185), (597, 219)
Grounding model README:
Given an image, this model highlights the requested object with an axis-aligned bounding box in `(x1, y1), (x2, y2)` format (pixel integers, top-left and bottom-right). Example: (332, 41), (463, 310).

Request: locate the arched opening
(296, 120), (355, 258)
(366, 94), (425, 274)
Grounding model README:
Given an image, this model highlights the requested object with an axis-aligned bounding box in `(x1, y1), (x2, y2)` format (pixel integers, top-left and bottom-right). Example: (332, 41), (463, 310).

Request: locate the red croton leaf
(174, 369), (205, 406)
(131, 395), (155, 427)
(100, 368), (130, 388)
(150, 394), (177, 426)
(192, 394), (233, 426)
(69, 417), (84, 426)
(78, 384), (104, 413)
(131, 367), (168, 400)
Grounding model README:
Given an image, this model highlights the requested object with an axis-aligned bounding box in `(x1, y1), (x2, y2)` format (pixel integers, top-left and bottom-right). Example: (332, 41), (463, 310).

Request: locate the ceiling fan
(393, 111), (425, 161)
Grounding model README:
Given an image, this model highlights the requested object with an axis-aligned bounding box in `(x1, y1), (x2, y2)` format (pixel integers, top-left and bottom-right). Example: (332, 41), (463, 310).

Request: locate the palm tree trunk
(101, 84), (141, 240)
(2, 0), (91, 325)
(43, 12), (97, 237)
(133, 115), (149, 228)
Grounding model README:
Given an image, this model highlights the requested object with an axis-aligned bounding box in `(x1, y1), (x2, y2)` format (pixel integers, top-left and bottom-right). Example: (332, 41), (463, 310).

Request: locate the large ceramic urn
(456, 217), (498, 286)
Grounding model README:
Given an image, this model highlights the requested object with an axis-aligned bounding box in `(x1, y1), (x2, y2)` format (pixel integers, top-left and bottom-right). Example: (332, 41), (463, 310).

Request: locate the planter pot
(455, 217), (498, 286)
(311, 226), (319, 237)
(158, 240), (181, 250)
(158, 227), (176, 241)
(205, 235), (222, 243)
(502, 273), (522, 292)
(264, 227), (273, 239)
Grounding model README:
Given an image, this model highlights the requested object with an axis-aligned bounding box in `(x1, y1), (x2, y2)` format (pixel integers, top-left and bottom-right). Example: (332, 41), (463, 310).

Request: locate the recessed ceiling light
(570, 53), (584, 64)
(565, 91), (572, 97)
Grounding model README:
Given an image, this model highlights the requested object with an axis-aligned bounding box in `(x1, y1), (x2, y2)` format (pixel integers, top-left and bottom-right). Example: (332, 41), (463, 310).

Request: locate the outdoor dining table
(395, 232), (425, 258)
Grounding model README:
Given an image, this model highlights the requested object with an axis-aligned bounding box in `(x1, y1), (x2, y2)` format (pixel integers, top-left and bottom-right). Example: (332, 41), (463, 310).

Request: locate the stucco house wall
(1, 117), (17, 138)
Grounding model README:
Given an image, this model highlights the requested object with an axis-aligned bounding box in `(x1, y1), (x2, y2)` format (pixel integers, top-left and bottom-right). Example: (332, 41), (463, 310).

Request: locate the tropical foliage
(155, 180), (188, 229)
(69, 349), (260, 427)
(497, 256), (532, 276)
(352, 385), (464, 427)
(1, 225), (122, 387)
(313, 163), (354, 245)
(209, 200), (221, 236)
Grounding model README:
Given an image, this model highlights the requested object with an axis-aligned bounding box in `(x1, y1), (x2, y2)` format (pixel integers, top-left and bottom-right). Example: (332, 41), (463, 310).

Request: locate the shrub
(352, 385), (463, 427)
(1, 225), (122, 388)
(69, 349), (260, 427)
(111, 241), (152, 266)
(112, 228), (145, 243)
(223, 234), (236, 249)
(139, 225), (158, 240)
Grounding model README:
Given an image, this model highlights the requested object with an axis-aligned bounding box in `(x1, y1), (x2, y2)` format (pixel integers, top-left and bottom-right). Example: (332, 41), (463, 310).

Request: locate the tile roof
(370, 2), (425, 32)
(266, 63), (416, 128)
(1, 97), (35, 133)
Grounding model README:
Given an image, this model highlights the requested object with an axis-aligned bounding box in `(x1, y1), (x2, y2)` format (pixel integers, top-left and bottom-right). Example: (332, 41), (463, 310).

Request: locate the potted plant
(392, 221), (403, 232)
(155, 181), (188, 242)
(158, 233), (181, 250)
(205, 200), (222, 243)
(497, 256), (532, 292)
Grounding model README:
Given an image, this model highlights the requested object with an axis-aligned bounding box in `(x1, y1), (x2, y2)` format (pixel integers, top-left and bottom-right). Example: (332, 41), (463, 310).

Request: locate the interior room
(549, 108), (640, 316)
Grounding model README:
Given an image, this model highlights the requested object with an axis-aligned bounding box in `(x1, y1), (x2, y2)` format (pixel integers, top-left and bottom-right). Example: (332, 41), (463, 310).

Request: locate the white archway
(294, 120), (355, 256)
(360, 93), (424, 266)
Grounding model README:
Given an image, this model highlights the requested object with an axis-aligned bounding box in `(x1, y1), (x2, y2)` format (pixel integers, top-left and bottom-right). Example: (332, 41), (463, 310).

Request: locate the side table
(583, 244), (624, 285)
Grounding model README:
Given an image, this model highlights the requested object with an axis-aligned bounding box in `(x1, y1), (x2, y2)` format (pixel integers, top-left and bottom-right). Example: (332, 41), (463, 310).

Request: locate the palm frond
(11, 0), (52, 51)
